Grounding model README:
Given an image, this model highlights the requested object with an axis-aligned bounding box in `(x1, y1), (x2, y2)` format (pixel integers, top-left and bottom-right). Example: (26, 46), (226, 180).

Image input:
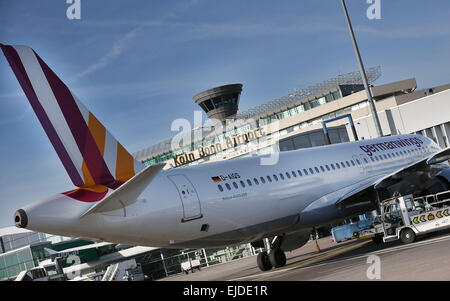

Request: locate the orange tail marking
(81, 161), (95, 186)
(81, 112), (107, 186)
(116, 143), (135, 182)
(88, 112), (106, 155)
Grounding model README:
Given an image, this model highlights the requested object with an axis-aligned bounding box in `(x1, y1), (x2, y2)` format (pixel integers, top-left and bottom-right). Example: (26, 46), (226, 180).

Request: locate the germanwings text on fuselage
(360, 137), (424, 157)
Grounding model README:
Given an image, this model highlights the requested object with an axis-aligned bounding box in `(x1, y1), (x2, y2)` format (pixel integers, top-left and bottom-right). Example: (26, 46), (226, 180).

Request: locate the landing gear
(269, 248), (286, 268)
(256, 251), (272, 271)
(255, 235), (287, 271)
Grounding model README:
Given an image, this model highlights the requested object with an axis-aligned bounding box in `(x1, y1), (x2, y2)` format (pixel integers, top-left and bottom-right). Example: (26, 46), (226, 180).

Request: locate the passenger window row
(216, 147), (426, 192)
(217, 160), (354, 192)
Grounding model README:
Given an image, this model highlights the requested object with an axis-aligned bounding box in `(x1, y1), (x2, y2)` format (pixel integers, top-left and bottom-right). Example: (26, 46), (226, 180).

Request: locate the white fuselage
(22, 134), (441, 248)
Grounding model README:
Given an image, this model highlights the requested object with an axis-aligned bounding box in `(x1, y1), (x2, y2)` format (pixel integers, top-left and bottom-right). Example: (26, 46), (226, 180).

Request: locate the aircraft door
(168, 174), (203, 222)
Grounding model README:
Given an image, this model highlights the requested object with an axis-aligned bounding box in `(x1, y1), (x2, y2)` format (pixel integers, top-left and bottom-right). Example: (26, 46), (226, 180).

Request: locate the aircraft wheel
(400, 228), (416, 244)
(269, 248), (286, 268)
(257, 251), (272, 271)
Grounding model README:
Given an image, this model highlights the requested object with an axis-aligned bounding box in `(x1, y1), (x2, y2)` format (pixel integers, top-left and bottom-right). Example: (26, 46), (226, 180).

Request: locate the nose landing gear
(254, 234), (287, 271)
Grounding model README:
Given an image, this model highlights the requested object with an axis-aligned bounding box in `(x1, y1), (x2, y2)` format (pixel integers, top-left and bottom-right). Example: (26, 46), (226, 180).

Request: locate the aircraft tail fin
(0, 44), (144, 189)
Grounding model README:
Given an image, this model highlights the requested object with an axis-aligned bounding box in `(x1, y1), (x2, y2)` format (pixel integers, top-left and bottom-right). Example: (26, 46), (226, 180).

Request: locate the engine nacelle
(280, 229), (312, 252)
(425, 168), (450, 195)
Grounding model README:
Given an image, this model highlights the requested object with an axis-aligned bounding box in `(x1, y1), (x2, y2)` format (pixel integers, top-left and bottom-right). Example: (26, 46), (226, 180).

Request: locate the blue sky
(1, 0), (450, 227)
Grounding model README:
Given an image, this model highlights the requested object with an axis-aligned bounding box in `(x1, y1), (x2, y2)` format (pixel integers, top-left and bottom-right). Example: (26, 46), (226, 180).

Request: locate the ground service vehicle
(356, 190), (450, 244)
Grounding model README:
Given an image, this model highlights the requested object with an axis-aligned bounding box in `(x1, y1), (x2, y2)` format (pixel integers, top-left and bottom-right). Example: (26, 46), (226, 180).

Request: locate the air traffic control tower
(193, 83), (243, 123)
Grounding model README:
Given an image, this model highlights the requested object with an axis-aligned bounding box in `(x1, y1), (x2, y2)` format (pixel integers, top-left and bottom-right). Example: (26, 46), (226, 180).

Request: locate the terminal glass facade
(136, 243), (256, 281)
(0, 242), (51, 281)
(0, 230), (72, 281)
(1, 231), (47, 253)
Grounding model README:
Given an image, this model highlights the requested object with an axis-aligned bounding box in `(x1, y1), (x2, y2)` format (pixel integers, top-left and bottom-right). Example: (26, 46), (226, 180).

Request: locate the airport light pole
(340, 0), (383, 138)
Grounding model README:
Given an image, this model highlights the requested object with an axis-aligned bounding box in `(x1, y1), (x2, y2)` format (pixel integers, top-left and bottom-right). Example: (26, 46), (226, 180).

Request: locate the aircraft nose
(14, 209), (28, 228)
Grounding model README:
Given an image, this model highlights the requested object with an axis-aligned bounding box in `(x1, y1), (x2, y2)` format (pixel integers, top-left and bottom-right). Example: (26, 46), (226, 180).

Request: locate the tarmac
(161, 228), (450, 281)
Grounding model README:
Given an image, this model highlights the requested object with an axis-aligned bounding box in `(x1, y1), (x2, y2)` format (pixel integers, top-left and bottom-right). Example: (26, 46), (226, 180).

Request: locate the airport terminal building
(134, 67), (450, 168)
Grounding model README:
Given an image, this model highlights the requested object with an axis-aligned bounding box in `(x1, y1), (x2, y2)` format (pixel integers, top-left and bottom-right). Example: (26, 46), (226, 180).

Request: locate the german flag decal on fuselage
(211, 176), (222, 182)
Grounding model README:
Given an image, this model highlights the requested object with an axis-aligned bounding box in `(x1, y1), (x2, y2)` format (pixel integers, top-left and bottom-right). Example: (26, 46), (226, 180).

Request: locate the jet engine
(424, 168), (450, 195)
(280, 229), (313, 252)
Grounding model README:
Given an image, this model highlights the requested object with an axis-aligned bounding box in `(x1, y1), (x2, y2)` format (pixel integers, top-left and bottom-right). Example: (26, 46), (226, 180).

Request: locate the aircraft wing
(374, 146), (450, 189)
(336, 146), (450, 208)
(80, 163), (165, 217)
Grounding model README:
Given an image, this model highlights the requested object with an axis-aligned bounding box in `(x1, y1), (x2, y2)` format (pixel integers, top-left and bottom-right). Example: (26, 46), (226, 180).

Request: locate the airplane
(2, 44), (450, 271)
